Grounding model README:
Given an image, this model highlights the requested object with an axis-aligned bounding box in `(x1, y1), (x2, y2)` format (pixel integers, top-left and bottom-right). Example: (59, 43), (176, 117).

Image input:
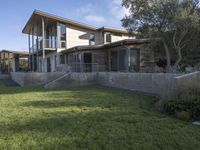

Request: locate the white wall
(66, 25), (95, 49)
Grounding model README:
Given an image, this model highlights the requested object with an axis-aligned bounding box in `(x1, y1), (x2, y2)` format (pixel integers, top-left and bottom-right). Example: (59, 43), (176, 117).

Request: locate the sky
(0, 0), (129, 51)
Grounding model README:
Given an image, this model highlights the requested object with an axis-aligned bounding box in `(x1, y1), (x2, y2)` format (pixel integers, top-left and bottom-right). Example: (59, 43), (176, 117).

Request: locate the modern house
(0, 50), (28, 74)
(22, 10), (156, 73)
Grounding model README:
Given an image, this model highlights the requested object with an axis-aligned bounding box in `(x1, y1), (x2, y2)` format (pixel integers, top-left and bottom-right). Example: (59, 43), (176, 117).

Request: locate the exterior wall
(138, 44), (155, 72)
(111, 35), (131, 43)
(66, 25), (95, 49)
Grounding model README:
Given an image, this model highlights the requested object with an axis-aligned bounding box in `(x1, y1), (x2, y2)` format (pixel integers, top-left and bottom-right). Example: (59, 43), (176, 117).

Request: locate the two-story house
(22, 10), (155, 73)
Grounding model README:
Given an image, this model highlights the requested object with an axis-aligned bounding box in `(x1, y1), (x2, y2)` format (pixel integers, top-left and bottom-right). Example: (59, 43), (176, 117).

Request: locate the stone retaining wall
(11, 71), (200, 98)
(11, 72), (65, 86)
(98, 72), (179, 98)
(0, 74), (10, 80)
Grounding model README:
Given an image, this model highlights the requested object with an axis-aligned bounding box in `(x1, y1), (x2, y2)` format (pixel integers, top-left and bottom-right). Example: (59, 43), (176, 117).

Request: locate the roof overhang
(0, 50), (29, 57)
(22, 10), (97, 34)
(62, 38), (158, 54)
(22, 10), (137, 36)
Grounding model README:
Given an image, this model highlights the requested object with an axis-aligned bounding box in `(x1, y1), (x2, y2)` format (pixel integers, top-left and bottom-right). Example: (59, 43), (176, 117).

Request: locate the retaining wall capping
(11, 71), (200, 98)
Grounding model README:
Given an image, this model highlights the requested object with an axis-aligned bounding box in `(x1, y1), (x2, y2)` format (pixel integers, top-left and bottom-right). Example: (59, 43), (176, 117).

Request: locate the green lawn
(0, 82), (200, 150)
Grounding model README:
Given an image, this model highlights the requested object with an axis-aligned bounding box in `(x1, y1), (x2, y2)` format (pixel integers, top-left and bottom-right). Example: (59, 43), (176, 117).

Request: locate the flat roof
(62, 38), (156, 54)
(22, 10), (136, 36)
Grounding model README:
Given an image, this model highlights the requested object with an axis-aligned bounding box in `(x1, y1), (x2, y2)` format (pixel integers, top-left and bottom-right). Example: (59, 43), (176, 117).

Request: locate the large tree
(122, 0), (200, 72)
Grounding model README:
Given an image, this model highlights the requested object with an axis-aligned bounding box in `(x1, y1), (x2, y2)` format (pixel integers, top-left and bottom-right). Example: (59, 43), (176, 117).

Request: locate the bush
(175, 111), (192, 121)
(163, 77), (200, 121)
(163, 96), (200, 120)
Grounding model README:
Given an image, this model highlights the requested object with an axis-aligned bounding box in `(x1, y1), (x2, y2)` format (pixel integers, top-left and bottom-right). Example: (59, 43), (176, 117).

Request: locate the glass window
(60, 24), (66, 41)
(89, 33), (95, 45)
(60, 54), (65, 64)
(106, 33), (111, 43)
(130, 48), (140, 72)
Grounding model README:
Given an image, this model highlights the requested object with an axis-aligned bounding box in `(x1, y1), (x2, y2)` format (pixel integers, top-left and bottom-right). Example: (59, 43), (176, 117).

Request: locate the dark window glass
(106, 33), (111, 43)
(89, 34), (95, 45)
(60, 55), (65, 64)
(130, 48), (140, 72)
(60, 24), (66, 41)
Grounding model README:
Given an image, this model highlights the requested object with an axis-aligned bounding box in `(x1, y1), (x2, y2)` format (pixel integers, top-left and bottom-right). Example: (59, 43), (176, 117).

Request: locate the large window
(111, 49), (127, 72)
(89, 33), (95, 45)
(60, 24), (66, 41)
(130, 48), (140, 72)
(60, 54), (65, 64)
(105, 33), (112, 43)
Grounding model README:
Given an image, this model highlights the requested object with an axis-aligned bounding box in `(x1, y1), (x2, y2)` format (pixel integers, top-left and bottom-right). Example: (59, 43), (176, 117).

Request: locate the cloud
(84, 15), (106, 23)
(76, 3), (95, 15)
(109, 0), (130, 19)
(75, 3), (106, 24)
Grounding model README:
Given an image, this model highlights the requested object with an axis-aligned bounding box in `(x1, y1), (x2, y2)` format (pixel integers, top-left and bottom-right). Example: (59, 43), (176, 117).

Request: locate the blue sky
(0, 0), (128, 51)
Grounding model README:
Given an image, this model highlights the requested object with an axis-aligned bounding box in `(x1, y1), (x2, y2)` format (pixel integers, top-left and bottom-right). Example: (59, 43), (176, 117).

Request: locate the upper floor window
(105, 33), (111, 43)
(89, 33), (95, 45)
(60, 24), (66, 41)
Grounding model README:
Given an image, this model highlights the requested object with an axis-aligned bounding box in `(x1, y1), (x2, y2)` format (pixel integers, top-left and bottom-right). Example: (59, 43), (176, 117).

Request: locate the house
(0, 50), (28, 74)
(22, 10), (156, 73)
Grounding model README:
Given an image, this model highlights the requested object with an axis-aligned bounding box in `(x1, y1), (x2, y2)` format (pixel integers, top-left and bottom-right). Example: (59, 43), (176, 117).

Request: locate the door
(47, 57), (51, 72)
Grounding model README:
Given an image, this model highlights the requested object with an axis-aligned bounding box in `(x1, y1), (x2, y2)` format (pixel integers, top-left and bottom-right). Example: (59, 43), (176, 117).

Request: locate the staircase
(44, 72), (72, 89)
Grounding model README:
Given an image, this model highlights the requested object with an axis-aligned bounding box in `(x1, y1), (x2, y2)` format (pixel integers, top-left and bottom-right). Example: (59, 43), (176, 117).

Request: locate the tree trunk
(162, 39), (172, 72)
(173, 47), (182, 72)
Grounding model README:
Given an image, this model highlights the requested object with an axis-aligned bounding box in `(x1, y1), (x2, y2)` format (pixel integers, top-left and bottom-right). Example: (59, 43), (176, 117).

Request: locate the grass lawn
(0, 82), (200, 150)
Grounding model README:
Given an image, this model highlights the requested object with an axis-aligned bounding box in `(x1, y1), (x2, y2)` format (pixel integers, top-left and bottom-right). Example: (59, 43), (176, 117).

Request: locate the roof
(62, 38), (156, 54)
(22, 10), (136, 36)
(0, 50), (29, 56)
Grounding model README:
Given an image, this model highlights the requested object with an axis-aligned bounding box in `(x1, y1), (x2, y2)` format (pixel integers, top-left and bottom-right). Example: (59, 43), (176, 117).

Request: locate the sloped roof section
(22, 10), (136, 36)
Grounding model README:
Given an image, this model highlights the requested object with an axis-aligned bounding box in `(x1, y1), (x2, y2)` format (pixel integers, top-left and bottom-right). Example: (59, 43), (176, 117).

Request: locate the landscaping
(0, 82), (200, 150)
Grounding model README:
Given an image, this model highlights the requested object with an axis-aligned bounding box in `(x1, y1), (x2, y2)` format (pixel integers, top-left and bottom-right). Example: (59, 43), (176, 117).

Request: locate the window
(89, 33), (95, 45)
(60, 54), (65, 64)
(130, 48), (140, 72)
(105, 33), (111, 43)
(60, 24), (66, 41)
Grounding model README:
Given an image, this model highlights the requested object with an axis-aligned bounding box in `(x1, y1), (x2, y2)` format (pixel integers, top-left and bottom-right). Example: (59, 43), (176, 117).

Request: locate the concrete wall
(0, 74), (10, 80)
(11, 71), (200, 99)
(175, 71), (200, 94)
(98, 72), (179, 98)
(11, 72), (64, 86)
(45, 72), (97, 89)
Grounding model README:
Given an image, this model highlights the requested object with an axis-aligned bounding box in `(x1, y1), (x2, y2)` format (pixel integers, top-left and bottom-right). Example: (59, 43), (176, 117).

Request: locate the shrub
(175, 111), (192, 121)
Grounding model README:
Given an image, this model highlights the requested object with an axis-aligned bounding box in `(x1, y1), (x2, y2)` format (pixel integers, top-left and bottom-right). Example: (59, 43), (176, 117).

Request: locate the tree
(122, 0), (200, 72)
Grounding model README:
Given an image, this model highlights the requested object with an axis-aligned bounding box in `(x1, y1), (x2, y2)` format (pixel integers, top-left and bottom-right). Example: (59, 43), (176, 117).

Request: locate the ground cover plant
(0, 81), (200, 150)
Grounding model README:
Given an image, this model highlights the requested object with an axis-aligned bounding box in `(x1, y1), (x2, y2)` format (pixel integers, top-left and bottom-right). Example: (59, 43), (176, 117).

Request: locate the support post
(42, 17), (45, 72)
(32, 26), (34, 72)
(36, 23), (39, 72)
(28, 33), (31, 70)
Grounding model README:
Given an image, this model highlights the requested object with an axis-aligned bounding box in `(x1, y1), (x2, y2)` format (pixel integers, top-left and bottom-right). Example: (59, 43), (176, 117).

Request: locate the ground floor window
(111, 49), (127, 72)
(130, 48), (140, 72)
